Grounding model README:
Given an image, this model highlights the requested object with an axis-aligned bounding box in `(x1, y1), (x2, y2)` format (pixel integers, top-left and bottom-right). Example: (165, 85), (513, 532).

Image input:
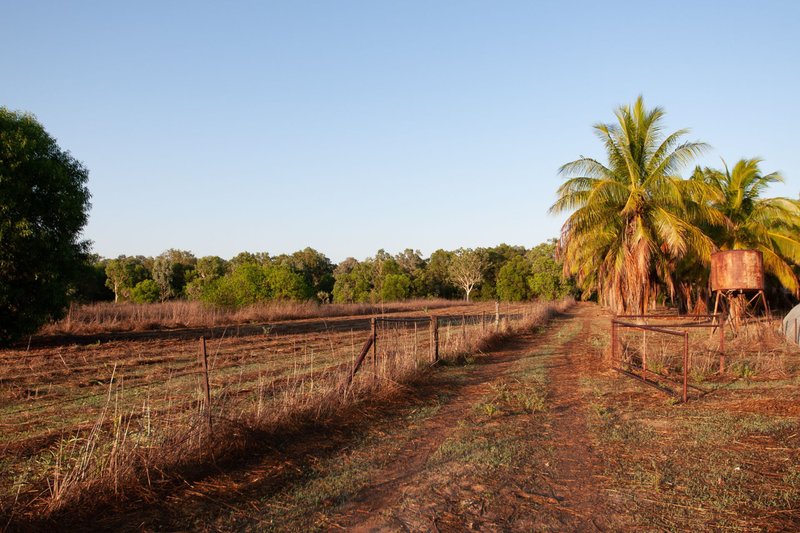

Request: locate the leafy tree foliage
(332, 257), (375, 303)
(198, 262), (311, 307)
(152, 249), (196, 300)
(72, 256), (114, 302)
(273, 247), (335, 301)
(186, 255), (227, 299)
(265, 264), (313, 301)
(228, 251), (270, 270)
(527, 241), (576, 300)
(0, 108), (91, 342)
(381, 273), (411, 301)
(395, 248), (425, 275)
(105, 256), (150, 302)
(449, 248), (485, 301)
(496, 256), (532, 301)
(195, 256), (227, 280)
(493, 242), (574, 302)
(414, 249), (458, 298)
(73, 242), (578, 309)
(130, 279), (161, 304)
(474, 244), (526, 300)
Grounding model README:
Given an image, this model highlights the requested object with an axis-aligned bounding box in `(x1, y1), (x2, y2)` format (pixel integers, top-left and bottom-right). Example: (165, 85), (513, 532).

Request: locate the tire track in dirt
(333, 304), (619, 531)
(540, 304), (616, 531)
(332, 335), (540, 531)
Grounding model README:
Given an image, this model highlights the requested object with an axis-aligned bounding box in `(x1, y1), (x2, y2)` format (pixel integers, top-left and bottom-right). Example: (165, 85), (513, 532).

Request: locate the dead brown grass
(614, 316), (800, 392)
(40, 299), (458, 336)
(1, 299), (573, 527)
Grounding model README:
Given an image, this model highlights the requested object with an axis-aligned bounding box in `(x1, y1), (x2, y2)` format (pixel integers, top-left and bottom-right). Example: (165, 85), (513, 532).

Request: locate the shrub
(129, 279), (161, 304)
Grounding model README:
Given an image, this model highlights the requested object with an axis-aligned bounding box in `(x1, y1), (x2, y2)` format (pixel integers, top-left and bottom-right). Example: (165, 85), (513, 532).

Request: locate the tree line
(9, 97), (795, 343)
(76, 242), (576, 306)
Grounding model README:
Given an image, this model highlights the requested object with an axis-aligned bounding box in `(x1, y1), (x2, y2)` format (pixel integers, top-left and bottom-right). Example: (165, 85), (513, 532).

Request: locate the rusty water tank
(710, 250), (765, 291)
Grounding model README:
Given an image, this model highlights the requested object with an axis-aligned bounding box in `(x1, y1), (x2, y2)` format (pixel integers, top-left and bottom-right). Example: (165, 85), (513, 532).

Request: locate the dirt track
(328, 302), (623, 531)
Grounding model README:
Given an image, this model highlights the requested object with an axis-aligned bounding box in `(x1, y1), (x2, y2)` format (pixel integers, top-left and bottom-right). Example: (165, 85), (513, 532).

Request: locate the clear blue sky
(3, 1), (798, 263)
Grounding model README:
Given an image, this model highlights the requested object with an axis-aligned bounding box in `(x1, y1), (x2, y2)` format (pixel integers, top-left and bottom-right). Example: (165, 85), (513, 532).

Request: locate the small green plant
(478, 402), (501, 417)
(690, 367), (710, 383)
(735, 361), (755, 380)
(647, 360), (665, 376)
(514, 391), (547, 413)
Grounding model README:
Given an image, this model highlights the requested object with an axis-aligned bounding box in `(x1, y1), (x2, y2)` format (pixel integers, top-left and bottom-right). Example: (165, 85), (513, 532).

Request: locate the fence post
(371, 318), (377, 376)
(495, 301), (500, 330)
(481, 311), (486, 332)
(199, 336), (212, 432)
(682, 331), (689, 403)
(462, 314), (466, 342)
(641, 330), (647, 382)
(414, 322), (418, 359)
(611, 320), (618, 368)
(432, 316), (439, 362)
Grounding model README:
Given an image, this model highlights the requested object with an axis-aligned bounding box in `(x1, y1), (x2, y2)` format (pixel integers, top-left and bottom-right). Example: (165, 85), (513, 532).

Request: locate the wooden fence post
(371, 318), (377, 376)
(495, 301), (500, 331)
(199, 336), (212, 432)
(414, 322), (418, 358)
(431, 316), (439, 362)
(682, 331), (689, 403)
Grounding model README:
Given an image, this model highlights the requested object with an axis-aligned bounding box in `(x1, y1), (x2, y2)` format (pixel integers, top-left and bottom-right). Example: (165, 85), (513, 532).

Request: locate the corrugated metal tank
(783, 304), (800, 345)
(710, 250), (765, 291)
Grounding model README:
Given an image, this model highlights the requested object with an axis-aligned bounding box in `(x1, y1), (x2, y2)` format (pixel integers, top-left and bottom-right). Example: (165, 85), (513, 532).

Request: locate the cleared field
(0, 299), (560, 522)
(35, 299), (459, 338)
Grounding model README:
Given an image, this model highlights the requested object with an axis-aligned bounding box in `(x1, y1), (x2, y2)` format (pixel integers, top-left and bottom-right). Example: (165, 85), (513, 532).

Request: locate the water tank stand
(712, 289), (769, 331)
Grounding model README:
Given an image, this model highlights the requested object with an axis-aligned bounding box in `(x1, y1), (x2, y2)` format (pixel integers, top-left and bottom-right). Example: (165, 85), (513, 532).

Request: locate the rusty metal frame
(611, 314), (725, 403)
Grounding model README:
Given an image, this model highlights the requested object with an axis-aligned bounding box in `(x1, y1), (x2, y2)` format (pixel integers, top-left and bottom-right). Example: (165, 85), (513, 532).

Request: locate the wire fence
(0, 300), (576, 521)
(0, 303), (544, 452)
(610, 310), (800, 407)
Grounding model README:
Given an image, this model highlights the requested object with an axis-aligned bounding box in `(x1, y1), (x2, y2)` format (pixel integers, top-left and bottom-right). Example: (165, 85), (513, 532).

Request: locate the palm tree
(551, 96), (719, 314)
(693, 158), (800, 296)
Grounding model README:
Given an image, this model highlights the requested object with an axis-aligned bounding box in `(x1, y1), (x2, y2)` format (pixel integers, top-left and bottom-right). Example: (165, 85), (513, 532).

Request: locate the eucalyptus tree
(449, 248), (484, 302)
(551, 96), (718, 313)
(694, 158), (800, 296)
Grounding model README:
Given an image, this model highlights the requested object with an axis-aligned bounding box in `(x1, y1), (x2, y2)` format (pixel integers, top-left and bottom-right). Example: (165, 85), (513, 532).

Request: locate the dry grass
(40, 299), (457, 336)
(0, 299), (573, 527)
(614, 316), (800, 392)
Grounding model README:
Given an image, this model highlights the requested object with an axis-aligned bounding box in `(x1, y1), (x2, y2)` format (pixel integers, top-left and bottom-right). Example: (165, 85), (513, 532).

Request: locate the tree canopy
(0, 108), (91, 343)
(694, 159), (800, 295)
(553, 97), (800, 313)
